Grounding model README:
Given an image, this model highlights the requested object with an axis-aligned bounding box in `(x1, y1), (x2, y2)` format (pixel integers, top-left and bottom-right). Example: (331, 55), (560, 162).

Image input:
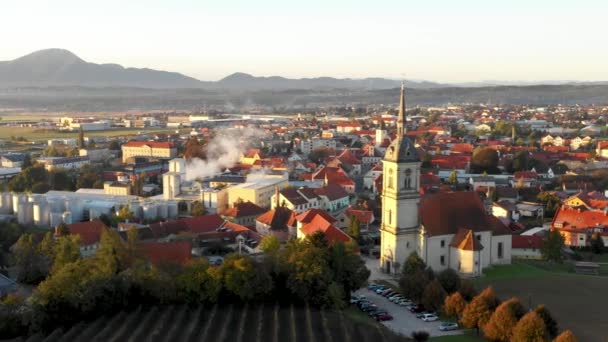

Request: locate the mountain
(0, 49), (202, 88)
(0, 49), (446, 90)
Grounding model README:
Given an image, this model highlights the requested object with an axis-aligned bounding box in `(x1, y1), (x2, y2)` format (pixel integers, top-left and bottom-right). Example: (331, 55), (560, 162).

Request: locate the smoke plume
(185, 127), (266, 180)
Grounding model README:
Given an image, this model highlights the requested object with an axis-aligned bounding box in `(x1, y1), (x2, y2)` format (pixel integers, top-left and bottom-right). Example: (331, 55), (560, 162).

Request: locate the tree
(554, 330), (578, 342)
(460, 286), (499, 333)
(175, 259), (222, 303)
(220, 254), (273, 301)
(259, 235), (280, 254)
(443, 292), (467, 318)
(437, 268), (460, 294)
(470, 147), (500, 174)
(308, 147), (331, 164)
(483, 297), (526, 341)
(541, 230), (565, 263)
(411, 331), (430, 342)
(511, 311), (547, 342)
(108, 140), (120, 150)
(55, 222), (70, 236)
(421, 279), (447, 311)
(509, 151), (530, 173)
(459, 279), (477, 301)
(534, 304), (558, 339)
(537, 192), (561, 218)
(13, 234), (47, 284)
(21, 154), (32, 169)
(346, 215), (360, 240)
(400, 269), (430, 302)
(78, 126), (85, 148)
(402, 251), (426, 275)
(115, 206), (134, 222)
(51, 235), (81, 274)
(94, 229), (128, 275)
(590, 232), (605, 254)
(190, 201), (207, 217)
(447, 170), (458, 185)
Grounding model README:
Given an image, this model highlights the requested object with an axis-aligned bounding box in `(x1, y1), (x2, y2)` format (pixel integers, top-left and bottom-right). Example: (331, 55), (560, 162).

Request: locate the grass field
(429, 331), (484, 342)
(0, 126), (183, 142)
(477, 262), (608, 342)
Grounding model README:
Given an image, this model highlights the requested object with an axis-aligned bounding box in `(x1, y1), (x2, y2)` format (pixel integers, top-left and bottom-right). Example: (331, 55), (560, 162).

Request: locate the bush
(411, 331), (430, 342)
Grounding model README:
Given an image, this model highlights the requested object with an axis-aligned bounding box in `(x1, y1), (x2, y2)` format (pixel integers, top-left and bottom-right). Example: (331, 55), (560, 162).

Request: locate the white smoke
(185, 127), (266, 180)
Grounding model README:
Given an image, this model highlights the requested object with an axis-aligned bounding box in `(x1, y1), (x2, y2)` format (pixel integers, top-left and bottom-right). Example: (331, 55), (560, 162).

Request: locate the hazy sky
(2, 0), (607, 82)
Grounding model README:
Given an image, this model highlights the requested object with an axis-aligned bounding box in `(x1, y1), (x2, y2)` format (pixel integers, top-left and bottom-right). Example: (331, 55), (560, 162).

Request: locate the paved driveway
(354, 288), (463, 338)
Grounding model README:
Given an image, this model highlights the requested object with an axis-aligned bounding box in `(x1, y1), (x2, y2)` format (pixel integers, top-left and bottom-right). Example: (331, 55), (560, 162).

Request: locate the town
(0, 86), (605, 341)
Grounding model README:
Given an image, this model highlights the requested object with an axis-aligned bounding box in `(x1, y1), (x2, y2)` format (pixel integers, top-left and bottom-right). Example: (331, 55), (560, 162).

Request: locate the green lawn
(342, 307), (379, 328)
(430, 331), (484, 342)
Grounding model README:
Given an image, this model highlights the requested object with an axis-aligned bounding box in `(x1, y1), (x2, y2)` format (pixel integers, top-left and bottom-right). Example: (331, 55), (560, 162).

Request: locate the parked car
(368, 310), (388, 317)
(367, 284), (382, 290)
(350, 294), (366, 304)
(375, 314), (394, 321)
(397, 299), (412, 306)
(409, 305), (426, 313)
(416, 311), (436, 319)
(421, 313), (439, 322)
(388, 295), (402, 302)
(382, 291), (396, 297)
(439, 322), (459, 331)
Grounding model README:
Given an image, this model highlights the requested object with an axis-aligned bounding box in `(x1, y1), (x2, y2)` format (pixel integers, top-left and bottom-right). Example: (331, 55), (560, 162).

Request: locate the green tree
(537, 192), (561, 218)
(400, 269), (430, 302)
(470, 147), (500, 174)
(421, 279), (447, 311)
(483, 297), (526, 341)
(78, 126), (85, 148)
(541, 230), (565, 263)
(55, 222), (70, 236)
(459, 279), (477, 301)
(402, 251), (426, 275)
(308, 147), (331, 164)
(447, 170), (458, 185)
(460, 286), (499, 334)
(534, 304), (559, 339)
(511, 311), (546, 342)
(443, 291), (467, 318)
(115, 206), (134, 222)
(94, 229), (128, 275)
(554, 330), (578, 342)
(13, 234), (47, 284)
(108, 140), (121, 150)
(175, 259), (222, 303)
(51, 235), (81, 274)
(190, 200), (207, 217)
(259, 235), (280, 254)
(220, 254), (273, 301)
(437, 268), (461, 294)
(346, 215), (360, 240)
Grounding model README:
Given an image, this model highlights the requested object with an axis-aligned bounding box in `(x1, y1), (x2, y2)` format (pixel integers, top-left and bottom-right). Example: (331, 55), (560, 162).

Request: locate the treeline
(5, 163), (104, 193)
(399, 252), (577, 342)
(0, 230), (369, 338)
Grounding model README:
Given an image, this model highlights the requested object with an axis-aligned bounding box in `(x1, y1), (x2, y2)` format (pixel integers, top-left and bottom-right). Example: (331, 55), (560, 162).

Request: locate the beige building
(227, 173), (289, 209)
(121, 141), (177, 163)
(103, 182), (132, 196)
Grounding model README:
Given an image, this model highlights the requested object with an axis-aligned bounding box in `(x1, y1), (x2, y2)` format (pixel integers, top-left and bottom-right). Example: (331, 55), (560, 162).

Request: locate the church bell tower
(380, 83), (422, 275)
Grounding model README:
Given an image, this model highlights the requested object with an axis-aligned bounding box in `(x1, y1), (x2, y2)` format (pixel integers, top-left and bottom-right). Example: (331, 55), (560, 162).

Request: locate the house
(295, 209), (351, 244)
(313, 184), (350, 215)
(469, 176), (496, 191)
(38, 156), (90, 171)
(270, 187), (321, 213)
(255, 206), (297, 242)
(492, 201), (520, 221)
(337, 207), (375, 230)
(61, 219), (107, 257)
(551, 206), (608, 247)
(510, 171), (538, 188)
(240, 149), (264, 165)
(511, 235), (542, 259)
(220, 201), (266, 227)
(0, 154), (27, 168)
(363, 164), (383, 193)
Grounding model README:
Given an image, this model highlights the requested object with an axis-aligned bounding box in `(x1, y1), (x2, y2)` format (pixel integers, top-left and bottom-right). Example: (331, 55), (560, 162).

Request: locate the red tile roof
(314, 184), (349, 201)
(552, 206), (608, 231)
(142, 241), (192, 265)
(220, 201), (266, 218)
(295, 209), (337, 224)
(344, 208), (374, 225)
(299, 214), (352, 244)
(450, 228), (483, 251)
(512, 235), (542, 249)
(256, 207), (297, 230)
(65, 220), (107, 245)
(182, 214), (225, 233)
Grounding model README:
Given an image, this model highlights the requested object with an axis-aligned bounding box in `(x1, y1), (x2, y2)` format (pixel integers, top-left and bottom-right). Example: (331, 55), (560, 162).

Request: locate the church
(380, 86), (512, 276)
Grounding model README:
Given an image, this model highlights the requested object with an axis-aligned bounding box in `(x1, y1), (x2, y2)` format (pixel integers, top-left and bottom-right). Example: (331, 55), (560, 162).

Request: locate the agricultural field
(17, 303), (410, 342)
(476, 262), (608, 342)
(0, 126), (182, 143)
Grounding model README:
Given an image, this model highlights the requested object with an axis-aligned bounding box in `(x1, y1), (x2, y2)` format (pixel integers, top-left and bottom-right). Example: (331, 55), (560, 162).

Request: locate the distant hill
(0, 49), (443, 90)
(0, 49), (203, 88)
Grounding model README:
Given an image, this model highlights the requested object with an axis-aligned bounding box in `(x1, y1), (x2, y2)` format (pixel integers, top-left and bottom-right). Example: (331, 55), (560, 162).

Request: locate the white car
(397, 299), (412, 306)
(421, 313), (439, 322)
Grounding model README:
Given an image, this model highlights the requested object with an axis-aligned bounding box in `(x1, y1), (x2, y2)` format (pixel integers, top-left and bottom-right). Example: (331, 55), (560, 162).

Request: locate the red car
(375, 314), (393, 321)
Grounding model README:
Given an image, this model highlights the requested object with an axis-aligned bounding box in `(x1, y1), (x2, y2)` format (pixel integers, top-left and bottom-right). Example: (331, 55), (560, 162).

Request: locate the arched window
(404, 169), (412, 189)
(388, 169), (394, 189)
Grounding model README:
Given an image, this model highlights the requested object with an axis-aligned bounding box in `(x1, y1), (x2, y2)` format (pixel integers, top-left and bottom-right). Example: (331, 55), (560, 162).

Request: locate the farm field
(17, 303), (410, 342)
(0, 126), (181, 142)
(476, 262), (608, 342)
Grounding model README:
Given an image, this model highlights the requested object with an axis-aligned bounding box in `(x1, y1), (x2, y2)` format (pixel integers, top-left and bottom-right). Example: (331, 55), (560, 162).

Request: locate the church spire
(397, 82), (406, 138)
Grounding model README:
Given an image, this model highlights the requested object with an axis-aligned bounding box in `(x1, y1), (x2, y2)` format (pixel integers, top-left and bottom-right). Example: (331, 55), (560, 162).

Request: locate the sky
(1, 0), (607, 83)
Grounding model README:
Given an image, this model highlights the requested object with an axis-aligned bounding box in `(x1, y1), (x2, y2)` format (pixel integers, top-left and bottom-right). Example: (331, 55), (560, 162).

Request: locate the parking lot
(353, 287), (463, 338)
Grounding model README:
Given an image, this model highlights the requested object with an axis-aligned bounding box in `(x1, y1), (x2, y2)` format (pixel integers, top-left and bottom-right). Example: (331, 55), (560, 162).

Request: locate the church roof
(450, 228), (484, 251)
(384, 137), (419, 162)
(420, 191), (511, 237)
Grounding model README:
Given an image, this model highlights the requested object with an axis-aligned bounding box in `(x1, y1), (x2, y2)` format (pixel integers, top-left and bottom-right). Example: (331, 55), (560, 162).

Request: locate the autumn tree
(447, 170), (458, 185)
(190, 200), (207, 217)
(421, 279), (447, 311)
(554, 330), (577, 342)
(460, 286), (500, 334)
(470, 147), (500, 174)
(51, 235), (81, 274)
(541, 229), (565, 263)
(346, 215), (361, 240)
(115, 206), (134, 222)
(511, 311), (547, 342)
(534, 304), (559, 339)
(483, 297), (526, 341)
(443, 292), (467, 318)
(259, 235), (280, 255)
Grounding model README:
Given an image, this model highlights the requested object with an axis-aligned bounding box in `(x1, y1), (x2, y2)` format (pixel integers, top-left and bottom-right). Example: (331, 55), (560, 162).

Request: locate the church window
(406, 241), (410, 248)
(498, 242), (504, 259)
(440, 255), (445, 265)
(388, 210), (392, 225)
(388, 169), (394, 189)
(440, 240), (445, 248)
(476, 235), (481, 241)
(403, 169), (412, 189)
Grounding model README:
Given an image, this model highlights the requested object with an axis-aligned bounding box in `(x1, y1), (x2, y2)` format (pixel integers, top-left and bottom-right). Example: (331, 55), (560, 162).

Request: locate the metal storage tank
(33, 201), (51, 227)
(12, 193), (26, 214)
(62, 211), (72, 225)
(157, 202), (168, 219)
(142, 203), (158, 220)
(167, 201), (178, 218)
(129, 201), (142, 218)
(0, 192), (12, 214)
(65, 198), (84, 222)
(50, 212), (64, 228)
(17, 202), (34, 225)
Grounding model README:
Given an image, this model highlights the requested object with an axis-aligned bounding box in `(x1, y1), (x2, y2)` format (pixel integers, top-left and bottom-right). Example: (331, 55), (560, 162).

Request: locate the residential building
(121, 141), (177, 163)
